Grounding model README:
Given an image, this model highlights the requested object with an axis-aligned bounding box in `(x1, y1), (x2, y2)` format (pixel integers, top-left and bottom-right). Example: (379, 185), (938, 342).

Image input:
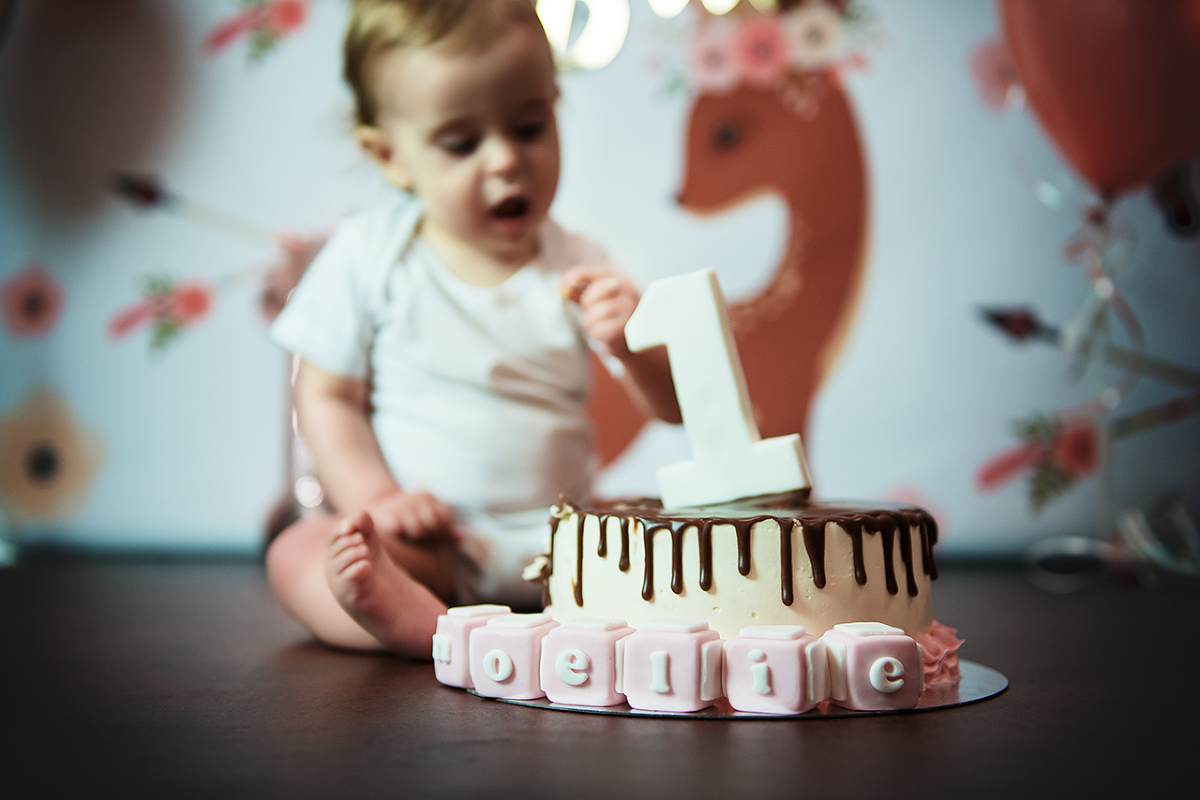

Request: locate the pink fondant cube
(432, 604), (511, 689)
(822, 622), (924, 711)
(622, 619), (724, 713)
(468, 613), (559, 700)
(539, 617), (635, 707)
(724, 625), (829, 715)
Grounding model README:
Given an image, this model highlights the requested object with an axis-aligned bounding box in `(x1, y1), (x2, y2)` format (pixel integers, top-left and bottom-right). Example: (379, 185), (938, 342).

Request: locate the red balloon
(1000, 0), (1200, 197)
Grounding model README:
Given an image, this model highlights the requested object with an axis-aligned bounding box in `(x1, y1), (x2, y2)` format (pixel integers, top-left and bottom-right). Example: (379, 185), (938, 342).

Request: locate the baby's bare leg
(266, 513), (452, 657)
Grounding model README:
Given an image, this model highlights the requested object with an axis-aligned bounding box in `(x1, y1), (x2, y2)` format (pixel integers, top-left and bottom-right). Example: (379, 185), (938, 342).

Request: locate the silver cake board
(470, 660), (1007, 720)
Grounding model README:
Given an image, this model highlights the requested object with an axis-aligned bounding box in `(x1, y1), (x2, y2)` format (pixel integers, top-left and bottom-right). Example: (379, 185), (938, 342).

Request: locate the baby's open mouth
(491, 196), (530, 220)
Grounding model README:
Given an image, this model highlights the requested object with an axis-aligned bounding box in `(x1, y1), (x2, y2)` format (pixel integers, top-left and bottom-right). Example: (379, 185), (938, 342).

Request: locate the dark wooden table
(1, 553), (1195, 798)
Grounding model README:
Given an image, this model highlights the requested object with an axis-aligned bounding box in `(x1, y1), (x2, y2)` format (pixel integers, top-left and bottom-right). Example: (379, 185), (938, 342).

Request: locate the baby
(266, 0), (680, 658)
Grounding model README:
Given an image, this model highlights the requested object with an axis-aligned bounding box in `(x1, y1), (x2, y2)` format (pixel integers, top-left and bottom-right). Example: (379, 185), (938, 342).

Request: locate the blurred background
(1, 0), (1197, 566)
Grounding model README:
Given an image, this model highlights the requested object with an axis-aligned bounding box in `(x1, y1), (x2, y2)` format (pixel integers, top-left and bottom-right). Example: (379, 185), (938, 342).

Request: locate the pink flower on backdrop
(1051, 423), (1099, 478)
(734, 17), (790, 88)
(783, 1), (843, 71)
(263, 0), (307, 36)
(975, 416), (1101, 512)
(970, 37), (1022, 112)
(169, 284), (212, 323)
(2, 263), (65, 338)
(204, 0), (310, 56)
(108, 279), (213, 352)
(689, 19), (739, 94)
(975, 441), (1046, 493)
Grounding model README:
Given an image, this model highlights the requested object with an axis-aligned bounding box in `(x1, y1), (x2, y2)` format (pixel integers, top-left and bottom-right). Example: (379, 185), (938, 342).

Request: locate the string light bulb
(537, 0), (631, 70)
(649, 0), (690, 17)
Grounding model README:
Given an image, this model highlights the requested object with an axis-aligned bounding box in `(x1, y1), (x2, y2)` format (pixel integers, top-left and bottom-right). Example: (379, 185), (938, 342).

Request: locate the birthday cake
(432, 269), (963, 714)
(538, 494), (944, 643)
(432, 496), (963, 715)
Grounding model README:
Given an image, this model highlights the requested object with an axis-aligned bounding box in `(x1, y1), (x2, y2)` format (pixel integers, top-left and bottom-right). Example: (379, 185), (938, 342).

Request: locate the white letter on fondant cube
(724, 625), (829, 715)
(432, 604), (511, 689)
(622, 619), (724, 713)
(539, 617), (635, 707)
(468, 613), (559, 700)
(822, 622), (924, 711)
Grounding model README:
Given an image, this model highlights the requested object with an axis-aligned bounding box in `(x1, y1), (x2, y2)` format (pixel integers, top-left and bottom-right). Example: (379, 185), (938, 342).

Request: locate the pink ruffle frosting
(917, 621), (964, 686)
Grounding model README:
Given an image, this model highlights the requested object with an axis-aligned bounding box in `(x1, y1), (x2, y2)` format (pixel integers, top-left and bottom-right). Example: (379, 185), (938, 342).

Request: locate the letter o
(482, 649), (514, 682)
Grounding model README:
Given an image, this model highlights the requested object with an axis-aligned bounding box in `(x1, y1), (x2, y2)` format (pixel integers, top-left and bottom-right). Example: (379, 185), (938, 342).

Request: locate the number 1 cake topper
(625, 268), (811, 509)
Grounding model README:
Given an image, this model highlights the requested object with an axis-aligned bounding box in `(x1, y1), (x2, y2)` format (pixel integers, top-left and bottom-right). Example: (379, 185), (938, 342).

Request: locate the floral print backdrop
(0, 0), (1197, 561)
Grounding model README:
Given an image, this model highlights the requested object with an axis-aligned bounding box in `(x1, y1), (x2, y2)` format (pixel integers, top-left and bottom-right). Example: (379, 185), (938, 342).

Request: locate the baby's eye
(439, 135), (479, 156)
(512, 120), (546, 142)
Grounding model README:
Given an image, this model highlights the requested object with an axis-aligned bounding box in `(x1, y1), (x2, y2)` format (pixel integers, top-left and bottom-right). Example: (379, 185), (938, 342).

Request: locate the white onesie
(271, 196), (613, 607)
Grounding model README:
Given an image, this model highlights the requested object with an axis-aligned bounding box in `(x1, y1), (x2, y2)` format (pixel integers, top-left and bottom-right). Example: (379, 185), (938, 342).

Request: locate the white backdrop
(1, 0), (1196, 556)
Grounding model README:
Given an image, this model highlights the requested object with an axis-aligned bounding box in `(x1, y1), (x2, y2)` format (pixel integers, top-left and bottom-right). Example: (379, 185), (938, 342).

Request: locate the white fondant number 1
(624, 268), (811, 509)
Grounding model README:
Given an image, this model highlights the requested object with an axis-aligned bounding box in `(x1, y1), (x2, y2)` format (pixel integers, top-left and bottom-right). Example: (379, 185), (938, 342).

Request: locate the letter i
(749, 649), (771, 696)
(650, 651), (671, 694)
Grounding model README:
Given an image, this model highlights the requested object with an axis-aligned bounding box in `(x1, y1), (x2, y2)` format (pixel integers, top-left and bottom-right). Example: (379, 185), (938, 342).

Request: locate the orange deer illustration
(591, 52), (870, 466)
(679, 77), (869, 443)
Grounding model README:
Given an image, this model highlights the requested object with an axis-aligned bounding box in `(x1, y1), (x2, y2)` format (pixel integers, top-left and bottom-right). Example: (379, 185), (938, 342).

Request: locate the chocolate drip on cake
(803, 525), (827, 589)
(669, 525), (687, 594)
(699, 524), (714, 591)
(641, 522), (656, 600)
(640, 519), (715, 600)
(899, 521), (918, 597)
(574, 513), (587, 606)
(618, 516), (631, 572)
(596, 514), (632, 565)
(550, 497), (939, 609)
(780, 519), (795, 606)
(882, 527), (898, 595)
(735, 524), (753, 576)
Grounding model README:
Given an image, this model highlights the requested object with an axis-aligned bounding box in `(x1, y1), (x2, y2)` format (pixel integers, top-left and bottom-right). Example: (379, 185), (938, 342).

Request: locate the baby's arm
(560, 266), (682, 425)
(293, 360), (456, 542)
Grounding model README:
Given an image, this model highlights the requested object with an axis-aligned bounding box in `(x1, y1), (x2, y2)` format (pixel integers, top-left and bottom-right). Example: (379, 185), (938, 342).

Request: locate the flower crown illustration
(661, 0), (878, 116)
(204, 0), (309, 63)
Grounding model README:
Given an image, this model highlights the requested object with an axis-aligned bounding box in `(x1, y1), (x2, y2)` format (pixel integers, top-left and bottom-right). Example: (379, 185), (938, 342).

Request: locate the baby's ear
(356, 126), (411, 189)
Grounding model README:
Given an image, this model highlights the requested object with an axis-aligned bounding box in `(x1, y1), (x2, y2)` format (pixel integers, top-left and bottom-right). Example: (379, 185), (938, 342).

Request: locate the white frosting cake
(533, 495), (941, 642)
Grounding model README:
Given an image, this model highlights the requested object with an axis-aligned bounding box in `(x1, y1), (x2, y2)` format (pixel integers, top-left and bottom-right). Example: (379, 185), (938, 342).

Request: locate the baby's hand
(560, 266), (639, 358)
(365, 488), (457, 545)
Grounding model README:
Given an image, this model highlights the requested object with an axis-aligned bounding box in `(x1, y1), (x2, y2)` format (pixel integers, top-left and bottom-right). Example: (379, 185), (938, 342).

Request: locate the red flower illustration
(204, 0), (309, 59)
(1051, 423), (1099, 477)
(975, 440), (1046, 493)
(734, 17), (790, 87)
(204, 11), (258, 54)
(170, 284), (212, 323)
(2, 263), (65, 338)
(977, 415), (1100, 512)
(264, 0), (306, 36)
(108, 278), (213, 351)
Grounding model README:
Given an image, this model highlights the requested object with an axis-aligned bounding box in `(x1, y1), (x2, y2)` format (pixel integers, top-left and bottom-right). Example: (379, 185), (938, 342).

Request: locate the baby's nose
(486, 137), (523, 174)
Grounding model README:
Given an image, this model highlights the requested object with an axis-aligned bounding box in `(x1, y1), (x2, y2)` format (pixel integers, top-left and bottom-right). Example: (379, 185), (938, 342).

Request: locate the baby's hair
(344, 0), (549, 127)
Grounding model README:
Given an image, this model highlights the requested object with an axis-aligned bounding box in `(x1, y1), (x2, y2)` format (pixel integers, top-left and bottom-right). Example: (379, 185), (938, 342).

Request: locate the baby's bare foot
(326, 510), (445, 658)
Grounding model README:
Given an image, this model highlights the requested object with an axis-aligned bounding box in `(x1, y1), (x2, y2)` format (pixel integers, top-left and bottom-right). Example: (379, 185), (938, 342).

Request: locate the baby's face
(368, 23), (560, 268)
